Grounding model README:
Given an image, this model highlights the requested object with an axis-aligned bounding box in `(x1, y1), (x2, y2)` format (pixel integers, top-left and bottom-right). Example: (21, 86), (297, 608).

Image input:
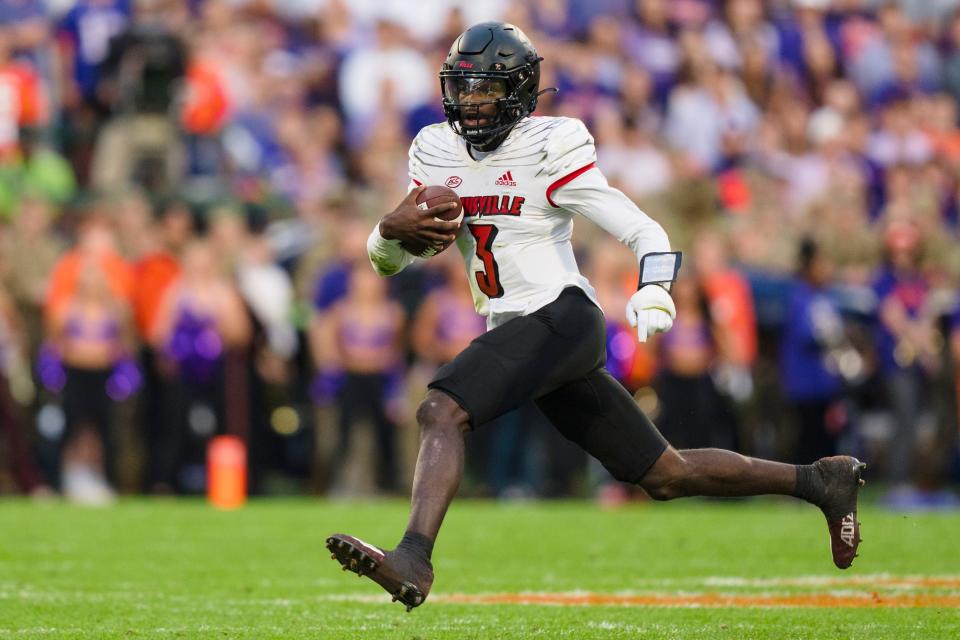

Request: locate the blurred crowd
(0, 0), (959, 507)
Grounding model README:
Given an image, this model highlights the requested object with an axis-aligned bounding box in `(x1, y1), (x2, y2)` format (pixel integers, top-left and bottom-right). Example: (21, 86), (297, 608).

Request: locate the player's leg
(407, 287), (604, 541)
(537, 368), (865, 569)
(327, 388), (465, 609)
(405, 389), (470, 539)
(535, 368), (669, 486)
(640, 447), (796, 498)
(642, 447), (865, 568)
(327, 288), (606, 609)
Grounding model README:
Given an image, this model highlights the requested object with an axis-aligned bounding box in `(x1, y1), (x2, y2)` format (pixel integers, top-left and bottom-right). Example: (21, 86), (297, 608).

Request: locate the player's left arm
(545, 119), (678, 342)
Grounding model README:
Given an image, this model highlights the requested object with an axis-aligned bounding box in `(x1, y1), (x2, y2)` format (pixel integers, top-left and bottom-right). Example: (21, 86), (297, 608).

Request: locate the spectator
(702, 0), (778, 72)
(799, 16), (840, 106)
(0, 280), (44, 494)
(780, 238), (846, 463)
(943, 9), (960, 105)
(337, 19), (432, 143)
(847, 2), (941, 102)
(90, 0), (187, 192)
(59, 0), (132, 110)
(150, 239), (251, 492)
(309, 218), (376, 320)
(624, 0), (681, 105)
(411, 252), (485, 368)
(131, 198), (189, 491)
(654, 275), (736, 450)
(2, 194), (63, 358)
(868, 94), (933, 168)
(0, 28), (49, 170)
(694, 230), (757, 371)
(48, 257), (134, 504)
(236, 213), (297, 372)
(271, 106), (346, 210)
(873, 219), (939, 493)
(0, 128), (77, 216)
(318, 265), (405, 495)
(0, 0), (50, 62)
(594, 107), (672, 200)
(233, 209), (298, 489)
(45, 205), (133, 329)
(664, 59), (759, 173)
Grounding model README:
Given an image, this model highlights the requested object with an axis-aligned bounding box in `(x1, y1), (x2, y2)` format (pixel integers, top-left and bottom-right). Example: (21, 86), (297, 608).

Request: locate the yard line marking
(434, 592), (960, 608)
(697, 575), (960, 589)
(308, 573), (960, 610)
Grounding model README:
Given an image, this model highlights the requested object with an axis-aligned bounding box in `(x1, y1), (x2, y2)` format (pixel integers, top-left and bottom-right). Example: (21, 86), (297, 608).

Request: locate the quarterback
(327, 23), (864, 611)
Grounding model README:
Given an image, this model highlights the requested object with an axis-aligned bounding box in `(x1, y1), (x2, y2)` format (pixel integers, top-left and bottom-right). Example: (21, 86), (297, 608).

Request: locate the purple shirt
(873, 267), (929, 374)
(59, 0), (131, 101)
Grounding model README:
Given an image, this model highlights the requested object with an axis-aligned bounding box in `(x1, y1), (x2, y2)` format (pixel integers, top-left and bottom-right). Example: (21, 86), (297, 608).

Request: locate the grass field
(1, 497), (958, 639)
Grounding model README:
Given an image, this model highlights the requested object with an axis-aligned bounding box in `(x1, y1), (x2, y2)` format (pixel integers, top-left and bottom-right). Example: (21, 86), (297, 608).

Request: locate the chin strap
(468, 121), (521, 152)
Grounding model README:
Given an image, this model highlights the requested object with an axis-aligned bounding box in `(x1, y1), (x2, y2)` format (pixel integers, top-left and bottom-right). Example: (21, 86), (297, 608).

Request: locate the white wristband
(371, 223), (402, 249)
(367, 222), (411, 275)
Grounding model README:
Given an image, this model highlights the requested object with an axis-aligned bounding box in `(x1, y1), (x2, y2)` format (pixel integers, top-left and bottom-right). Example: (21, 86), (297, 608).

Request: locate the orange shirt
(131, 252), (181, 339)
(928, 130), (960, 163)
(701, 270), (757, 367)
(45, 250), (134, 327)
(0, 61), (48, 158)
(181, 59), (229, 135)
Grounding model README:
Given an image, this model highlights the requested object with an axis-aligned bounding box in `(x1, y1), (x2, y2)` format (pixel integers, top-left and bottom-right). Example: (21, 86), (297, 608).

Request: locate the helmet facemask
(440, 62), (540, 150)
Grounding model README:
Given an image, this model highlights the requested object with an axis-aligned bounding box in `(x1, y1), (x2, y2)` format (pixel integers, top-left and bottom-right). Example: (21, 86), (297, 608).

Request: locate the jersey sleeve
(550, 162), (671, 263)
(408, 124), (444, 188)
(542, 118), (598, 206)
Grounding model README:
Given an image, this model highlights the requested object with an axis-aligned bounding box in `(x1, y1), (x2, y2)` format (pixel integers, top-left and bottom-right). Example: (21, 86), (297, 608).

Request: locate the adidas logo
(495, 171), (517, 187)
(840, 513), (856, 547)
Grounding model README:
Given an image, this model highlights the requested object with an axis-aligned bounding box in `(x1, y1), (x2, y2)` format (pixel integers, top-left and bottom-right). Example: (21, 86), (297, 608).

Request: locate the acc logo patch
(445, 176), (463, 188)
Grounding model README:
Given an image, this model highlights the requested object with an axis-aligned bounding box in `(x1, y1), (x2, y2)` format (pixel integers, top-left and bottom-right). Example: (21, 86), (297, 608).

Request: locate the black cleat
(326, 534), (434, 611)
(812, 456), (866, 569)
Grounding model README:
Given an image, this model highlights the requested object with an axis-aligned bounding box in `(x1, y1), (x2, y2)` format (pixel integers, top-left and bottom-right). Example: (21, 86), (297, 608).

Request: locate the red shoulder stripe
(545, 161), (596, 208)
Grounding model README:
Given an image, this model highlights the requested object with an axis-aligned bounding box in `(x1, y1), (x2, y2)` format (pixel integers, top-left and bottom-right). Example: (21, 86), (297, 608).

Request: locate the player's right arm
(367, 164), (460, 275)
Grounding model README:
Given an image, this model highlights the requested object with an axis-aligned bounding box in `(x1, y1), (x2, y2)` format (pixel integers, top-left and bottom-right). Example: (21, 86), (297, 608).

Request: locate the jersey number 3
(467, 223), (504, 298)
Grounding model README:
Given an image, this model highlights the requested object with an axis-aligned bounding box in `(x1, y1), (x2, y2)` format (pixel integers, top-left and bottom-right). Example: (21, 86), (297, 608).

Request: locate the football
(416, 185), (464, 222)
(407, 185), (463, 256)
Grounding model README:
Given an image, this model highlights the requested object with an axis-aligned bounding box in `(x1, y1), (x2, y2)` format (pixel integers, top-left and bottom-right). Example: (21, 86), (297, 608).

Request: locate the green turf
(1, 498), (958, 639)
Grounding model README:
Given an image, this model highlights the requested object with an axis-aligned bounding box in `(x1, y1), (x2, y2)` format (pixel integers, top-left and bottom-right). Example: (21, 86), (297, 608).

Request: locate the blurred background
(0, 0), (958, 510)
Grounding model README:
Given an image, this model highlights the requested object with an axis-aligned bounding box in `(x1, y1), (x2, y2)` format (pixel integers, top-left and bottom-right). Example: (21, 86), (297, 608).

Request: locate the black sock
(792, 464), (824, 504)
(397, 532), (434, 561)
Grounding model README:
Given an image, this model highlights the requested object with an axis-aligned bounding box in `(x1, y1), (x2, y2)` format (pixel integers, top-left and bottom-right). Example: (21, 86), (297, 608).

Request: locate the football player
(327, 23), (864, 610)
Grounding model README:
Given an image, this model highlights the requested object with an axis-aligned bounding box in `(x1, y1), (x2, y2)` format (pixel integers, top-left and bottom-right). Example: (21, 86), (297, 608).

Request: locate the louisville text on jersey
(460, 195), (525, 217)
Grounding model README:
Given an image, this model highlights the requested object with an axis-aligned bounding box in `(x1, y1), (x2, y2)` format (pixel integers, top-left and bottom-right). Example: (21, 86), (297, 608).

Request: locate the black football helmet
(440, 22), (547, 150)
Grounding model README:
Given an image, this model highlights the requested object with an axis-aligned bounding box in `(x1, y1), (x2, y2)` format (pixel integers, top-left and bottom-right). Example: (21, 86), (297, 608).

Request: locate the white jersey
(368, 116), (671, 329)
